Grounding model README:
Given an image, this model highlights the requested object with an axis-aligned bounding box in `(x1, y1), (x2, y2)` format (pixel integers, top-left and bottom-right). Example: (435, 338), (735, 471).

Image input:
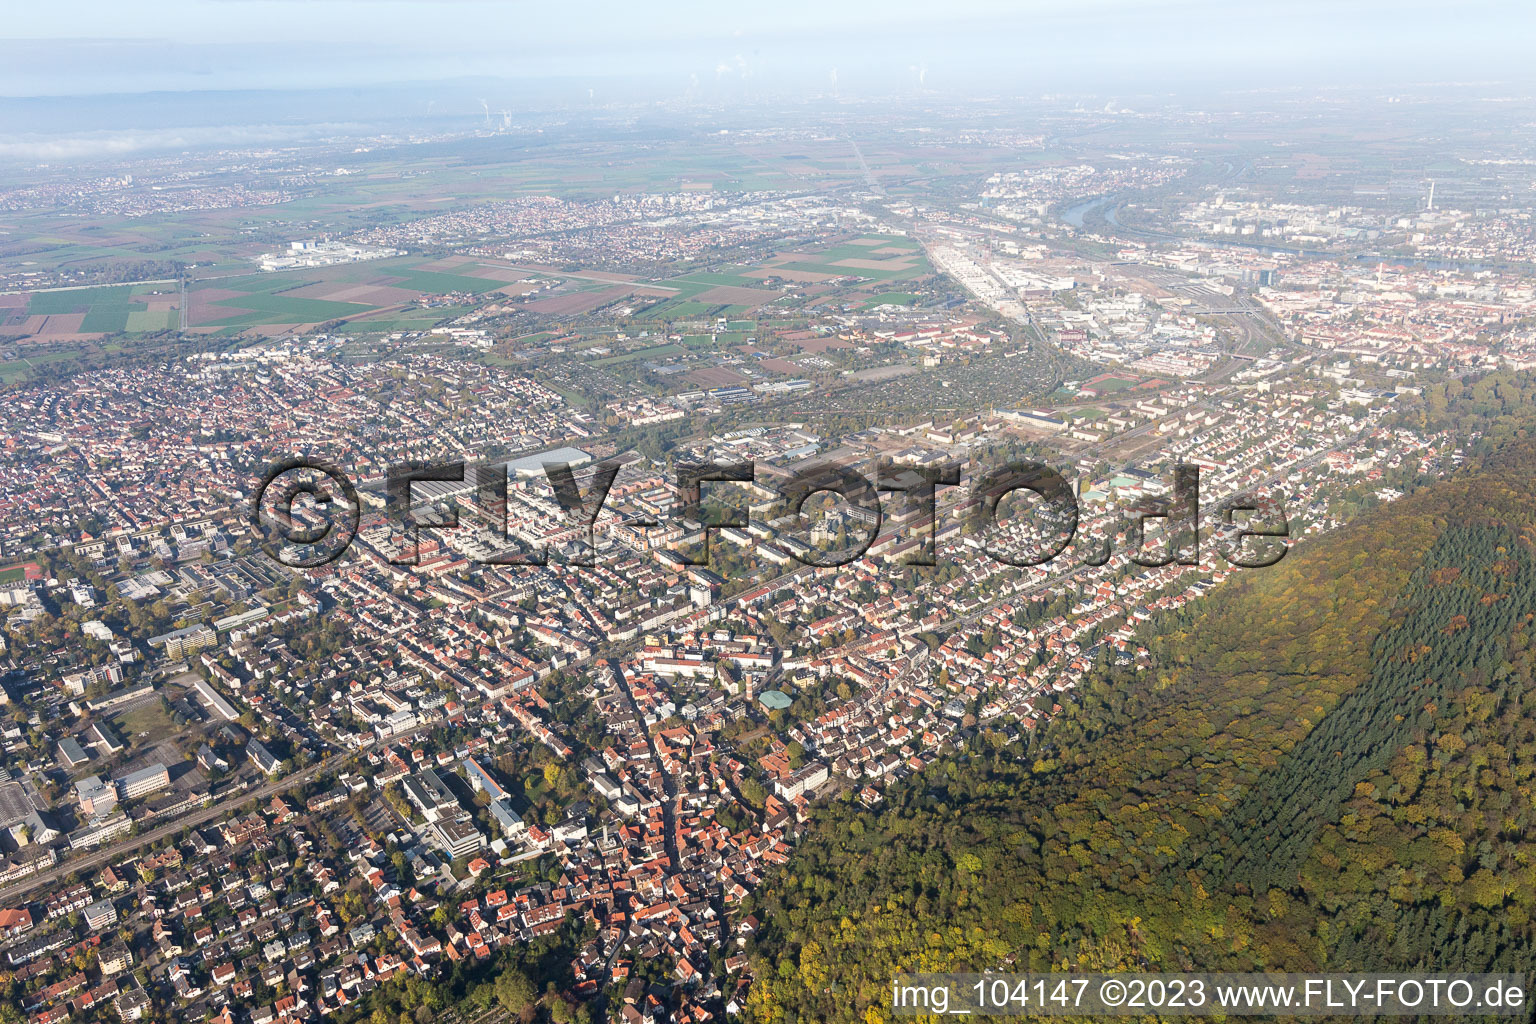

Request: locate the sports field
(861, 292), (920, 308)
(0, 562), (40, 585)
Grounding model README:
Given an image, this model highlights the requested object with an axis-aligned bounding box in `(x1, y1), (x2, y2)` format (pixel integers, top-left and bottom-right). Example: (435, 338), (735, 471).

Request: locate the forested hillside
(743, 441), (1536, 1023)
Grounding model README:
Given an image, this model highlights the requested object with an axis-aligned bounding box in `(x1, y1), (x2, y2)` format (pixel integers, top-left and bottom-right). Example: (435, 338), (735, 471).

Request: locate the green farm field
(0, 281), (182, 339)
(187, 256), (531, 330)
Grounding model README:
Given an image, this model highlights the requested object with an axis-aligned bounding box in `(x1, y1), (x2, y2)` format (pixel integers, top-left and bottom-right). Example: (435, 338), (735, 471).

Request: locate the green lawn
(861, 292), (919, 307)
(115, 701), (175, 739)
(591, 342), (685, 366)
(638, 299), (718, 319)
(1087, 375), (1139, 393)
(0, 350), (83, 381)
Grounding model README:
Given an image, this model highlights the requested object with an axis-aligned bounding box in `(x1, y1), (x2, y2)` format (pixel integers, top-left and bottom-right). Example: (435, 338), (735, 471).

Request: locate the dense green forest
(742, 439), (1536, 1023)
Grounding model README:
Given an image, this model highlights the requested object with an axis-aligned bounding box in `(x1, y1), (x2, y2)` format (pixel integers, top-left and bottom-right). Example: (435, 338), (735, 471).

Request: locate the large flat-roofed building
(463, 759), (525, 838)
(257, 240), (401, 272)
(151, 623), (217, 661)
(1000, 408), (1068, 433)
(76, 776), (118, 817)
(85, 683), (154, 713)
(91, 721), (125, 756)
(772, 762), (830, 801)
(373, 708), (418, 740)
(429, 818), (485, 859)
(192, 678), (239, 721)
(57, 736), (90, 768)
(403, 768), (460, 823)
(0, 782), (31, 830)
(502, 446), (592, 479)
(82, 899), (118, 931)
(69, 812), (131, 849)
(114, 763), (170, 802)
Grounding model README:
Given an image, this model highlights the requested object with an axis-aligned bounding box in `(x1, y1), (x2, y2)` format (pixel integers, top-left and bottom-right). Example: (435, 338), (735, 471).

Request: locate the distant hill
(743, 439), (1536, 1023)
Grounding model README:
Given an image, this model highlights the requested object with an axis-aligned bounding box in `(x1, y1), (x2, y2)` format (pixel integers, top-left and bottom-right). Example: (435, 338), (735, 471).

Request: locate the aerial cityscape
(3, 2), (1536, 1023)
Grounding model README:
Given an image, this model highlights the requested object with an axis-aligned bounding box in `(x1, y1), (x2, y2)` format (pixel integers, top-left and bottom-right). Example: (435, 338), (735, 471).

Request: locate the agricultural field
(763, 234), (929, 284)
(186, 255), (545, 333)
(626, 272), (781, 320)
(0, 133), (893, 290)
(0, 281), (181, 341)
(489, 261), (785, 321)
(621, 235), (930, 320)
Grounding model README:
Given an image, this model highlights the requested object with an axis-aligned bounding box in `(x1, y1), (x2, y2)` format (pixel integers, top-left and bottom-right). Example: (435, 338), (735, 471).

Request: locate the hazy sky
(5, 0), (1535, 98)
